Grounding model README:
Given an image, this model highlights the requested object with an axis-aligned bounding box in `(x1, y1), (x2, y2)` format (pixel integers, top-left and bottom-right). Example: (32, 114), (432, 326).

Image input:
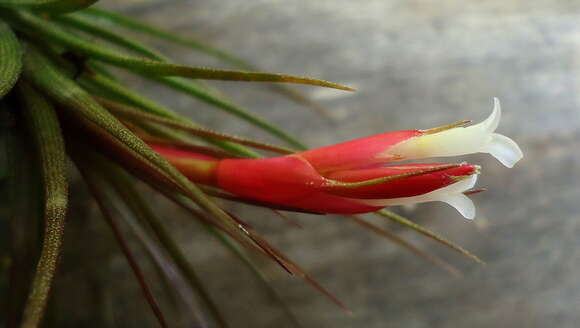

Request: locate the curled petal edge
(356, 174), (479, 219)
(384, 98), (523, 168)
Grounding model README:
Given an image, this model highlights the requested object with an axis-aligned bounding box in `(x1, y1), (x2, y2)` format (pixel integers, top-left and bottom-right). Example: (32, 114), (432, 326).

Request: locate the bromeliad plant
(0, 1), (522, 328)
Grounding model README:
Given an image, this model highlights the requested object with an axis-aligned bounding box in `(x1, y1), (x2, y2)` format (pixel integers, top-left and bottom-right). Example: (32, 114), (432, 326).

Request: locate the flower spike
(150, 98), (521, 219)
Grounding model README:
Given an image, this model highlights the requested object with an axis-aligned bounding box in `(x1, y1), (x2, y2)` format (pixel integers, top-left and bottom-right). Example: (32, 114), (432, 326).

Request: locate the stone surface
(52, 1), (580, 327)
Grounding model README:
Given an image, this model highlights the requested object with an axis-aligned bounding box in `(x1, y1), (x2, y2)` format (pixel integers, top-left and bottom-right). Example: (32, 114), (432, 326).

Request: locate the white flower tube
(384, 98), (523, 168)
(359, 174), (479, 219)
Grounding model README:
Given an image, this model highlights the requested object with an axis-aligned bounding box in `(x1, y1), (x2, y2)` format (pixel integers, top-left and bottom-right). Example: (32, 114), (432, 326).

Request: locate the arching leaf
(0, 21), (21, 99)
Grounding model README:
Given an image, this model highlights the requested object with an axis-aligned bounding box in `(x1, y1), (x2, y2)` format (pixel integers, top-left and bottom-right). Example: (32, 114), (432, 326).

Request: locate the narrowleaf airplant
(0, 1), (522, 327)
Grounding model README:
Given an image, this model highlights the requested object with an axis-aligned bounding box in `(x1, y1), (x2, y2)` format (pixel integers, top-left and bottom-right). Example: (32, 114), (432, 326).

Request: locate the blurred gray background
(53, 1), (580, 327)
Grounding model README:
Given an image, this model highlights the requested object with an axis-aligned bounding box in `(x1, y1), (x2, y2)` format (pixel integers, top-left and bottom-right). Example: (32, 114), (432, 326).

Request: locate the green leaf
(0, 21), (21, 99)
(79, 7), (259, 67)
(80, 72), (261, 158)
(78, 7), (337, 118)
(48, 14), (305, 149)
(108, 154), (346, 314)
(140, 123), (260, 159)
(0, 0), (98, 13)
(75, 162), (168, 328)
(97, 96), (297, 155)
(22, 46), (186, 193)
(102, 163), (229, 328)
(4, 111), (43, 327)
(12, 11), (354, 90)
(376, 210), (484, 265)
(18, 82), (68, 328)
(167, 193), (350, 313)
(101, 178), (205, 326)
(150, 75), (307, 149)
(55, 14), (166, 61)
(47, 15), (308, 147)
(21, 46), (275, 266)
(104, 162), (306, 325)
(205, 227), (305, 328)
(88, 61), (305, 149)
(347, 215), (461, 277)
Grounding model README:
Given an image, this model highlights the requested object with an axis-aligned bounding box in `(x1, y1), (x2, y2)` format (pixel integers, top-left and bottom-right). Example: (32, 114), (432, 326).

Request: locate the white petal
(383, 98), (523, 167)
(439, 194), (476, 220)
(358, 175), (478, 219)
(482, 97), (501, 133)
(484, 133), (523, 168)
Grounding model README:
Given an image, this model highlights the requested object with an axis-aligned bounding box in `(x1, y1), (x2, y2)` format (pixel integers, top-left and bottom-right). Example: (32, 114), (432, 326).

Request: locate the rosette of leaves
(0, 1), (481, 327)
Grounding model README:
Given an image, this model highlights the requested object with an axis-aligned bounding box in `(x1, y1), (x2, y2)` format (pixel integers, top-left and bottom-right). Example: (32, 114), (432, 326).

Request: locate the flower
(385, 98), (522, 168)
(151, 98), (522, 219)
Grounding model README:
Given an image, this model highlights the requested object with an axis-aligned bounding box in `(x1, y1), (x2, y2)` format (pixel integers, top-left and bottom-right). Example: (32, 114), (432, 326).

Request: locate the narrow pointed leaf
(4, 120), (43, 327)
(86, 61), (117, 81)
(55, 14), (166, 61)
(271, 210), (303, 229)
(21, 47), (261, 256)
(121, 172), (308, 325)
(0, 21), (21, 99)
(104, 165), (229, 328)
(18, 83), (68, 328)
(149, 186), (305, 326)
(348, 215), (461, 277)
(13, 11), (354, 90)
(56, 19), (226, 111)
(224, 211), (350, 312)
(54, 17), (232, 105)
(106, 182), (209, 328)
(64, 24), (302, 149)
(79, 7), (337, 118)
(97, 96), (297, 154)
(22, 47), (183, 194)
(142, 123), (260, 159)
(168, 192), (349, 312)
(22, 48), (185, 196)
(63, 19), (304, 148)
(75, 135), (280, 272)
(80, 7), (250, 67)
(71, 142), (275, 265)
(75, 163), (168, 328)
(80, 72), (260, 158)
(150, 75), (307, 149)
(65, 117), (188, 200)
(376, 210), (484, 264)
(122, 163), (344, 314)
(80, 71), (188, 120)
(66, 112), (270, 275)
(0, 0), (97, 13)
(122, 162), (271, 257)
(205, 227), (305, 328)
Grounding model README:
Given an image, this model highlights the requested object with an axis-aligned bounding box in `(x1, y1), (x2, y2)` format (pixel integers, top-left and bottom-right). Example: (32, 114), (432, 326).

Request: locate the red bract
(151, 98), (523, 219)
(152, 143), (479, 215)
